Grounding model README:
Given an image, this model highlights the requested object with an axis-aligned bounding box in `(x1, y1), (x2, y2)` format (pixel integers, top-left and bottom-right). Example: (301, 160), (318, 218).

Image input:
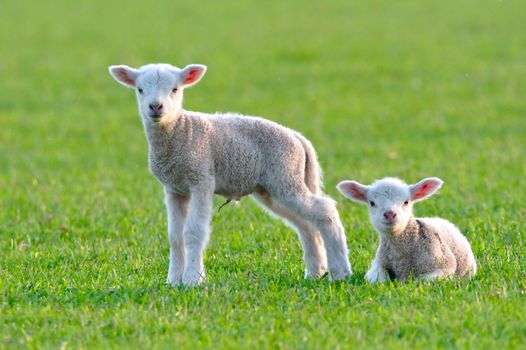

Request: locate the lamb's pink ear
(108, 65), (139, 88)
(336, 181), (370, 204)
(180, 64), (207, 87)
(409, 177), (444, 202)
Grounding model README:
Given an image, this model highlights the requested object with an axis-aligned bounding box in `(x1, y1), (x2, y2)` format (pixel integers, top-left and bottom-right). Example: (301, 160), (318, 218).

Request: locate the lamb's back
(200, 112), (305, 197)
(208, 113), (301, 151)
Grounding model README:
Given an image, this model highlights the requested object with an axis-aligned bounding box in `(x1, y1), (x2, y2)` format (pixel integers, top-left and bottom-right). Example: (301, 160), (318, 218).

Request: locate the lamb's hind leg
(252, 192), (328, 279)
(421, 248), (457, 282)
(164, 189), (189, 286)
(272, 190), (352, 281)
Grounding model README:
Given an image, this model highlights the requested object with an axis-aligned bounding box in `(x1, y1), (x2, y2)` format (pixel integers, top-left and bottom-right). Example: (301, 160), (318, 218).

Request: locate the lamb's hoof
(182, 269), (205, 287)
(304, 265), (328, 279)
(328, 267), (353, 281)
(365, 269), (388, 284)
(166, 265), (184, 287)
(419, 270), (449, 282)
(166, 275), (182, 287)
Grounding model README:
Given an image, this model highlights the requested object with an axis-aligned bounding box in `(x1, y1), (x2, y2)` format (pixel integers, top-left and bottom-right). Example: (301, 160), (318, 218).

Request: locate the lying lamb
(336, 177), (476, 283)
(108, 63), (352, 286)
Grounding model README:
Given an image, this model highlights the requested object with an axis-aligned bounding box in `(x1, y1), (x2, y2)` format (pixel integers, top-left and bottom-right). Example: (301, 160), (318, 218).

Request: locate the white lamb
(337, 177), (476, 283)
(108, 63), (352, 286)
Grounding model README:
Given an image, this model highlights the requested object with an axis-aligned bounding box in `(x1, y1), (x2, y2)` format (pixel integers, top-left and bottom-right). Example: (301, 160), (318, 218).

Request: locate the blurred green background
(1, 0), (525, 348)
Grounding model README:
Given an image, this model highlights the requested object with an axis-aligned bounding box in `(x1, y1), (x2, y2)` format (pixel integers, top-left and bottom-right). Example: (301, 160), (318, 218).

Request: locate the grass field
(1, 0), (525, 348)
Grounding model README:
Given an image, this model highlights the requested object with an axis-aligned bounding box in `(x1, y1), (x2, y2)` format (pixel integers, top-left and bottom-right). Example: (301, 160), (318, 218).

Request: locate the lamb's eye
(403, 200), (409, 205)
(370, 201), (375, 207)
(138, 88), (143, 94)
(171, 87), (178, 94)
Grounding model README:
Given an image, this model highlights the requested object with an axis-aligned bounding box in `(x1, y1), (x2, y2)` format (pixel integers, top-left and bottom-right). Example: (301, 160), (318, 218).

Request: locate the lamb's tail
(295, 133), (323, 194)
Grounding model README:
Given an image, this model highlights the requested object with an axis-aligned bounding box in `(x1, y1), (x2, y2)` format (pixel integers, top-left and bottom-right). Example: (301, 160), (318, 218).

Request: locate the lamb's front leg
(182, 188), (213, 286)
(365, 246), (389, 284)
(164, 189), (189, 286)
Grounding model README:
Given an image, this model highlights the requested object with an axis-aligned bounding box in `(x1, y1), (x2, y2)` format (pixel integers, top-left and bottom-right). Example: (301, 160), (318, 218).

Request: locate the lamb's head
(108, 63), (206, 123)
(337, 177), (443, 235)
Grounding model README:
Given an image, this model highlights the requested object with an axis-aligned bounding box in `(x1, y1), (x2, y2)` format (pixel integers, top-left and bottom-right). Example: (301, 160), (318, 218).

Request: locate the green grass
(1, 0), (525, 348)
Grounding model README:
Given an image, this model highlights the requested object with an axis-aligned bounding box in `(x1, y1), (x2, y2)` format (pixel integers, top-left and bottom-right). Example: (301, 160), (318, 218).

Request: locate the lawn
(1, 0), (525, 348)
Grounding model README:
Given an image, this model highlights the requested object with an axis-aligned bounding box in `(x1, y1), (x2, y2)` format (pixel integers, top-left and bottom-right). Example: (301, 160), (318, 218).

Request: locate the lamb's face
(109, 63), (207, 124)
(366, 178), (413, 235)
(134, 65), (183, 122)
(337, 177), (444, 236)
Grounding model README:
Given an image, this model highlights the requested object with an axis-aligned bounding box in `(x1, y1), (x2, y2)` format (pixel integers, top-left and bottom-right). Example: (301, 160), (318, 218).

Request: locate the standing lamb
(336, 177), (476, 283)
(108, 63), (352, 286)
